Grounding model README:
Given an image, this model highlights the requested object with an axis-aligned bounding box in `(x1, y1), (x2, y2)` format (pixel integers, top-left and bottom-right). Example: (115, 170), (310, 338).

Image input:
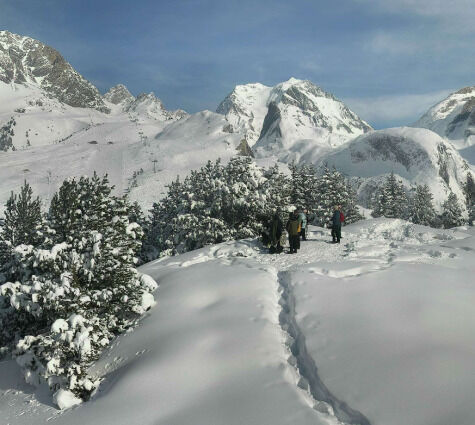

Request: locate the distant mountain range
(0, 30), (473, 214)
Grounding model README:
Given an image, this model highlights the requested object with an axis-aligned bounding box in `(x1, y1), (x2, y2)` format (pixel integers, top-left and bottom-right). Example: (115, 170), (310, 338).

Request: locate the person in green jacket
(286, 210), (301, 254)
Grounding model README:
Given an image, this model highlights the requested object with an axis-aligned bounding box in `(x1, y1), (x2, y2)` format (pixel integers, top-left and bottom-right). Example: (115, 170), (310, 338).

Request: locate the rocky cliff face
(414, 86), (475, 148)
(126, 92), (188, 122)
(0, 30), (108, 112)
(103, 84), (135, 105)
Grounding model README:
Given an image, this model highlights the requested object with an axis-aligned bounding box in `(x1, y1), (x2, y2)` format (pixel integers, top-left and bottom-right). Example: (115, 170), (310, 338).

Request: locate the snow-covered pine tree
(440, 192), (465, 229)
(408, 184), (437, 227)
(262, 164), (291, 216)
(464, 172), (475, 226)
(128, 201), (150, 263)
(288, 162), (318, 211)
(371, 172), (408, 219)
(221, 156), (266, 238)
(0, 181), (45, 283)
(147, 157), (294, 257)
(1, 174), (156, 404)
(288, 161), (302, 207)
(2, 181), (44, 247)
(343, 182), (364, 224)
(147, 175), (186, 257)
(313, 167), (359, 227)
(313, 166), (334, 226)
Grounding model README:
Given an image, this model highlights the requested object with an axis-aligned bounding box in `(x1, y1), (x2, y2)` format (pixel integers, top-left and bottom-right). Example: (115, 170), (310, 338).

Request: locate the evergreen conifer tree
(0, 182), (45, 284)
(408, 184), (437, 227)
(371, 172), (408, 219)
(440, 192), (464, 229)
(1, 173), (156, 403)
(464, 172), (475, 226)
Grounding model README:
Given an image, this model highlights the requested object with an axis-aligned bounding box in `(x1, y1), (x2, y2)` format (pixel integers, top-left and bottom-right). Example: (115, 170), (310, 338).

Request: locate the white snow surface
(1, 218), (475, 425)
(0, 80), (242, 214)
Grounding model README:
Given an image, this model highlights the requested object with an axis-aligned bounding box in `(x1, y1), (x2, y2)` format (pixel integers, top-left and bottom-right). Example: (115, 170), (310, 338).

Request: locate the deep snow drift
(1, 218), (474, 425)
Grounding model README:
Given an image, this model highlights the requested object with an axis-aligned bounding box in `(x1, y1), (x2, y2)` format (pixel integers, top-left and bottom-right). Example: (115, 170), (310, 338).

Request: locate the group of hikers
(265, 205), (345, 254)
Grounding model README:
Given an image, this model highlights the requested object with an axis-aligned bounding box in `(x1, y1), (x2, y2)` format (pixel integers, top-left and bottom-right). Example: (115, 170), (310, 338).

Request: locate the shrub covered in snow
(408, 184), (437, 227)
(440, 192), (464, 229)
(288, 163), (362, 227)
(147, 157), (288, 256)
(146, 158), (363, 258)
(0, 174), (157, 407)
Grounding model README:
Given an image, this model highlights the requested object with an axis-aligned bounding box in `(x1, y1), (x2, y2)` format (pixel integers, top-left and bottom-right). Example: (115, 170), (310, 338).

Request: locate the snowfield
(1, 218), (475, 425)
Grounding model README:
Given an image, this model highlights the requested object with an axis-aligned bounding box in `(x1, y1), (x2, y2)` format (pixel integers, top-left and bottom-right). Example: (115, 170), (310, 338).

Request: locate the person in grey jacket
(331, 205), (341, 243)
(298, 208), (308, 241)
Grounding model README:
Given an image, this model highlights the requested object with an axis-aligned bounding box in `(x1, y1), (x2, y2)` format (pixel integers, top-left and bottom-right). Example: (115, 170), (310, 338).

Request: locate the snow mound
(53, 389), (82, 410)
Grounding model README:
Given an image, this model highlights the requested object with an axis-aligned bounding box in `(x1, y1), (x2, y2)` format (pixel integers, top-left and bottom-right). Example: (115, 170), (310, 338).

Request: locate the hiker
(269, 212), (284, 254)
(339, 205), (345, 230)
(298, 208), (308, 241)
(331, 205), (342, 243)
(286, 210), (301, 254)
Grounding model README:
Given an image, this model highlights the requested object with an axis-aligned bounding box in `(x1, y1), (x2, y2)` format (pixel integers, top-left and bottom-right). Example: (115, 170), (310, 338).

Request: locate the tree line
(371, 171), (475, 228)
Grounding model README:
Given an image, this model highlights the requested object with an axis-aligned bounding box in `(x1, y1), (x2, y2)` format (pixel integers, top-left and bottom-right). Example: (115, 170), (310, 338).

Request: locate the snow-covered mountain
(218, 78), (372, 162)
(0, 30), (108, 112)
(103, 84), (134, 106)
(414, 86), (475, 149)
(319, 127), (472, 210)
(217, 82), (272, 145)
(125, 92), (188, 122)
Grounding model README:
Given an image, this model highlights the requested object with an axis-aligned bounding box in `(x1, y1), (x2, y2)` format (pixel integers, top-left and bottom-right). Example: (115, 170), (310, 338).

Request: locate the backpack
(340, 212), (345, 222)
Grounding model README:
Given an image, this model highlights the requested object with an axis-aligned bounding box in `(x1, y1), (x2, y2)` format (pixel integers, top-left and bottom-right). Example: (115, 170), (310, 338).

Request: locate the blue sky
(1, 0), (474, 128)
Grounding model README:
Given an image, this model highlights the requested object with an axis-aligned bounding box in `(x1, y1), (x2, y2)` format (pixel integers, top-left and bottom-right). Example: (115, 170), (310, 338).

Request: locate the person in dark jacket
(286, 211), (301, 254)
(269, 213), (284, 254)
(331, 205), (342, 243)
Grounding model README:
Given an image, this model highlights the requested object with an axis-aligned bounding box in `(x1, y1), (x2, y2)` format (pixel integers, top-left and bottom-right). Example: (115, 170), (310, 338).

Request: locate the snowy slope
(413, 86), (475, 149)
(319, 127), (472, 210)
(1, 219), (475, 425)
(217, 78), (372, 162)
(0, 110), (244, 215)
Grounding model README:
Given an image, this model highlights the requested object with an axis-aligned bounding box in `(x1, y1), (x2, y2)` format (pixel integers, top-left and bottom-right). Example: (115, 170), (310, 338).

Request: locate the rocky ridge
(0, 30), (108, 112)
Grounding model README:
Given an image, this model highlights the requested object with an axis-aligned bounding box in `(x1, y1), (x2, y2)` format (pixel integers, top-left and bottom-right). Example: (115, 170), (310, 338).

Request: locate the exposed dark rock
(236, 139), (254, 157)
(0, 31), (109, 112)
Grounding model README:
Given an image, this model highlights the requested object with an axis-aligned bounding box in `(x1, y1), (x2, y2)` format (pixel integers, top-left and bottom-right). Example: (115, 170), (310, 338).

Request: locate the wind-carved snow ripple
(277, 270), (371, 425)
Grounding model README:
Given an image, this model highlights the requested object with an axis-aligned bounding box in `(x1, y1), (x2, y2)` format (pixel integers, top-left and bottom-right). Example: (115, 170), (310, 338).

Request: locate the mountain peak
(103, 84), (134, 105)
(413, 85), (475, 147)
(0, 31), (108, 112)
(217, 78), (372, 160)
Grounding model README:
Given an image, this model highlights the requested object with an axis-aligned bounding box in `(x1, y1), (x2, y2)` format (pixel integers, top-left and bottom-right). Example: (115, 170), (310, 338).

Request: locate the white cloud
(343, 89), (454, 128)
(365, 31), (418, 55)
